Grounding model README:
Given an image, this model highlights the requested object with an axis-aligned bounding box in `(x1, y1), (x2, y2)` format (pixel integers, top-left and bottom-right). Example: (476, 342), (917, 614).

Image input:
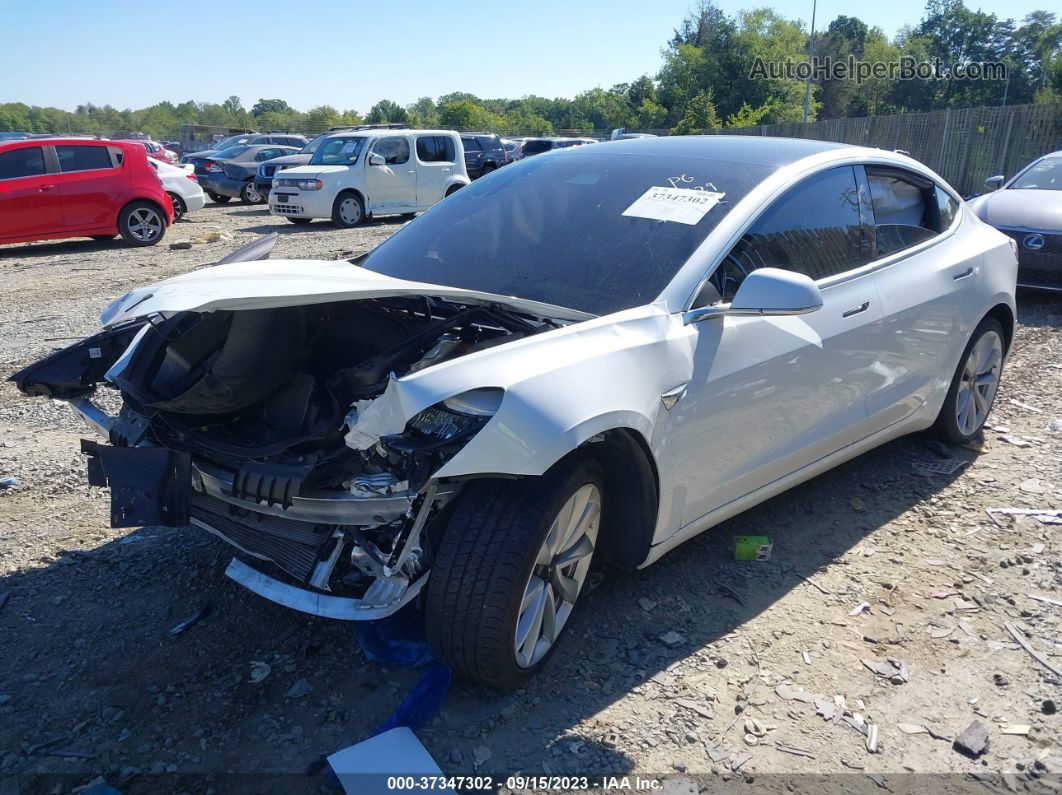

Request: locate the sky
(0, 0), (1052, 113)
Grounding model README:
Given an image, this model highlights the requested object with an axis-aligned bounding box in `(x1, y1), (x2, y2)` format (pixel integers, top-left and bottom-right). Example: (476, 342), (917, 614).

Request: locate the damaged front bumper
(68, 396), (452, 621)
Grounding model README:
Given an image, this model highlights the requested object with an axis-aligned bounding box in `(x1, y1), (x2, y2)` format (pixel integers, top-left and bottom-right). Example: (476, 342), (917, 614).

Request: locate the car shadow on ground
(0, 238), (126, 259)
(0, 429), (971, 793)
(239, 216), (410, 236)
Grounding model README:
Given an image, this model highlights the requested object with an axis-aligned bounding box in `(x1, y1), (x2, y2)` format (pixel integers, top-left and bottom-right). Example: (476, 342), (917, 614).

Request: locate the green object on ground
(734, 535), (772, 561)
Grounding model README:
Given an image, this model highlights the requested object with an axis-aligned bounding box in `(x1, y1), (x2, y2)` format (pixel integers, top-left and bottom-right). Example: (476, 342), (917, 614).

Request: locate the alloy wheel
(127, 207), (162, 242)
(514, 483), (600, 668)
(244, 183), (262, 203)
(955, 330), (1002, 436)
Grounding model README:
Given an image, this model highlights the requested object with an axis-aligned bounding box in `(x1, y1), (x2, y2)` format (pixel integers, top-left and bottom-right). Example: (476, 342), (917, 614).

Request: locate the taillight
(186, 173), (199, 182)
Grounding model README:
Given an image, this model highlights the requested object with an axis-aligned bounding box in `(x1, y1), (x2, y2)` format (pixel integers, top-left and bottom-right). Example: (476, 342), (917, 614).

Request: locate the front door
(365, 136), (416, 212)
(0, 144), (64, 239)
(658, 166), (887, 530)
(53, 144), (123, 230)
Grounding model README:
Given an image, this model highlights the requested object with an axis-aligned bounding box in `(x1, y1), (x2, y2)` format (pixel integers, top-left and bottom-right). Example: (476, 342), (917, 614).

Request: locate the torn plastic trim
(70, 398), (115, 437)
(224, 557), (426, 621)
(191, 459), (452, 527)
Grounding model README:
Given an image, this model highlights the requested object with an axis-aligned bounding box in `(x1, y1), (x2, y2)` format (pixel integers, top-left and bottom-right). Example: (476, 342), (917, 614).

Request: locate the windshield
(212, 146), (249, 160)
(310, 136), (368, 166)
(302, 134), (327, 154)
(1011, 156), (1062, 191)
(361, 149), (775, 315)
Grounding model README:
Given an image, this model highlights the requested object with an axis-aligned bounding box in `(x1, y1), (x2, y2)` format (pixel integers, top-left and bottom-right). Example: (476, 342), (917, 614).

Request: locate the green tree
(251, 98), (293, 117)
(366, 99), (409, 124)
(671, 90), (720, 134)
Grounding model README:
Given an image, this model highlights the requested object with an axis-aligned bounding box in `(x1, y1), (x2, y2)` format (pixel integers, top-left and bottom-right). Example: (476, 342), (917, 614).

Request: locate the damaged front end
(11, 295), (547, 620)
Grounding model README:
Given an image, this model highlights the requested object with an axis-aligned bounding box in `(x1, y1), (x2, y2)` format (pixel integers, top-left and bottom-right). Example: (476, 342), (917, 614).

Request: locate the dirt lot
(0, 202), (1060, 794)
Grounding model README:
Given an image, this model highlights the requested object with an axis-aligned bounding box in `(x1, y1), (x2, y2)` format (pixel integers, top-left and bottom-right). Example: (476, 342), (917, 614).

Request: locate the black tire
(240, 181), (264, 204)
(331, 191), (365, 228)
(286, 217), (312, 225)
(167, 192), (186, 222)
(90, 235), (116, 241)
(479, 164), (496, 178)
(117, 201), (166, 247)
(933, 317), (1006, 445)
(425, 456), (604, 688)
(208, 192), (231, 204)
(400, 212), (417, 220)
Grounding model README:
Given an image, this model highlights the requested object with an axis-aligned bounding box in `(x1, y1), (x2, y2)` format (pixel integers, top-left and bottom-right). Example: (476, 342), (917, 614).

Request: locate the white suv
(268, 129), (470, 227)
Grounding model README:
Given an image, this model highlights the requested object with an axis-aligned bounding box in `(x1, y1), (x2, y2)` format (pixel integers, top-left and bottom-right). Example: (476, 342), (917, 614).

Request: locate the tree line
(1, 0), (1058, 139)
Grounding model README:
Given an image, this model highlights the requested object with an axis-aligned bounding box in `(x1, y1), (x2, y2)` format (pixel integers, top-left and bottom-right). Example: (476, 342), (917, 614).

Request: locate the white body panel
(154, 160), (206, 214)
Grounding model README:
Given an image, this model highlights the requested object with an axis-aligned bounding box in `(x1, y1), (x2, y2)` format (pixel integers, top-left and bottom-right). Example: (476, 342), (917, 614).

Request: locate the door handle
(407, 170), (415, 175)
(952, 267), (975, 280)
(38, 184), (55, 192)
(842, 301), (870, 318)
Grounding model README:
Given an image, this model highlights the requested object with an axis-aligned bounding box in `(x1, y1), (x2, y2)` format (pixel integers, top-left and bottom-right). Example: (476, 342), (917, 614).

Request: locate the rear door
(862, 166), (978, 429)
(0, 144), (64, 239)
(661, 166), (887, 527)
(364, 136), (416, 211)
(414, 135), (456, 206)
(53, 144), (124, 230)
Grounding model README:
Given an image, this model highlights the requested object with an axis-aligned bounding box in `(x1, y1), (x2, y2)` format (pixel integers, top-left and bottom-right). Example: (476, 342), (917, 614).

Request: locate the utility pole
(802, 0), (818, 124)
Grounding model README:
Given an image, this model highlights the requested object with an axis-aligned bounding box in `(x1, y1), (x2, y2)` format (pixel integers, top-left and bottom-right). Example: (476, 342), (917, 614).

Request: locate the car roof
(585, 135), (848, 165)
(0, 136), (118, 148)
(320, 128), (458, 139)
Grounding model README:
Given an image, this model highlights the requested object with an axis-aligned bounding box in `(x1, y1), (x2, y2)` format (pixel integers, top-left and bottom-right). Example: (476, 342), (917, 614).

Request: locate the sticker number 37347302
(622, 186), (726, 226)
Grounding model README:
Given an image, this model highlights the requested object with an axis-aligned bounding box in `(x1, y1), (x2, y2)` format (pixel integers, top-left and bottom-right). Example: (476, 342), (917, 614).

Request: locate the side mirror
(368, 153), (386, 167)
(984, 175), (1004, 191)
(683, 268), (823, 325)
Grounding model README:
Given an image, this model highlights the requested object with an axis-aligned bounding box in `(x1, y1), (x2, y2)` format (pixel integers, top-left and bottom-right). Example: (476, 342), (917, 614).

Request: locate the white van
(268, 129), (470, 227)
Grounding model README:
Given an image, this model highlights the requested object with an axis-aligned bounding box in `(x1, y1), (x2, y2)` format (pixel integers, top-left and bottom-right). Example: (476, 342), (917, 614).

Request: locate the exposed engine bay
(12, 295), (555, 618)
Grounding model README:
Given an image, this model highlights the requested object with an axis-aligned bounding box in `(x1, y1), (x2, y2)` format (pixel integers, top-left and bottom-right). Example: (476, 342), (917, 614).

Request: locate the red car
(139, 140), (178, 164)
(0, 138), (174, 247)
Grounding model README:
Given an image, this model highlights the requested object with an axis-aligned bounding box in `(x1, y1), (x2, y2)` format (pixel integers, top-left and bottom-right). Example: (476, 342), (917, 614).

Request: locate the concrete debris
(898, 723), (928, 734)
(849, 602), (871, 617)
(674, 698), (713, 719)
(861, 657), (909, 684)
(284, 678), (314, 699)
(658, 630), (687, 648)
(248, 660), (271, 684)
(953, 720), (989, 758)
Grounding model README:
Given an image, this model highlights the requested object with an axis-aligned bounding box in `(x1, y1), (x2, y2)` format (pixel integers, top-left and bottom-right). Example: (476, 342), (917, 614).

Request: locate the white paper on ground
(328, 727), (454, 795)
(622, 186), (725, 225)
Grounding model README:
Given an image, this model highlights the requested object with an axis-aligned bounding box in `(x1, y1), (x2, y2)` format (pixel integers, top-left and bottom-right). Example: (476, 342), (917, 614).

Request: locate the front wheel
(933, 318), (1005, 444)
(426, 457), (603, 687)
(241, 182), (264, 204)
(331, 192), (365, 228)
(118, 201), (165, 247)
(208, 192), (231, 204)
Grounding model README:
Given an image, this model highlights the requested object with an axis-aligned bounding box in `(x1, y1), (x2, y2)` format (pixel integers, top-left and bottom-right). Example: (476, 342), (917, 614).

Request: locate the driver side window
(707, 166), (864, 302)
(373, 136), (410, 165)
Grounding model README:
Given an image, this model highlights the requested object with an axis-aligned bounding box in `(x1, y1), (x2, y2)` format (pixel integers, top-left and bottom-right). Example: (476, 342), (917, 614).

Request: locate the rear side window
(711, 166), (863, 300)
(56, 145), (114, 172)
(461, 137), (481, 152)
(374, 136), (410, 165)
(0, 146), (46, 179)
(416, 136), (455, 163)
(935, 186), (959, 230)
(475, 136), (498, 150)
(867, 170), (939, 258)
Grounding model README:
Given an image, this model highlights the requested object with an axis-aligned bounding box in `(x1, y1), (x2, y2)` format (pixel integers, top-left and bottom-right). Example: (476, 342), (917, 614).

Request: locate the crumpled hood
(101, 259), (594, 327)
(967, 189), (1062, 230)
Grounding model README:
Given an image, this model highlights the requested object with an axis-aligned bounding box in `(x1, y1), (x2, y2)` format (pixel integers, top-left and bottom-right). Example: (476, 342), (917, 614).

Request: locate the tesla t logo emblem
(1022, 234), (1045, 250)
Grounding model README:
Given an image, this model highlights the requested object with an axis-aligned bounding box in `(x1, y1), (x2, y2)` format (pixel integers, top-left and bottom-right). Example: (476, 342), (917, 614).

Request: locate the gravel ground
(0, 202), (1060, 794)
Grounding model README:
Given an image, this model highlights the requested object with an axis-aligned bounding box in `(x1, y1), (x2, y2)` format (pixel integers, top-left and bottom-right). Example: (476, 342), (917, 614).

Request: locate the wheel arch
(118, 196), (166, 226)
(984, 302), (1015, 354)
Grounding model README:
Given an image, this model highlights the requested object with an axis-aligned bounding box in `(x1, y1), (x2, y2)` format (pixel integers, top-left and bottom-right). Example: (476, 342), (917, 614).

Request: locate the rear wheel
(331, 192), (364, 228)
(933, 318), (1005, 444)
(241, 182), (264, 204)
(208, 192), (231, 204)
(426, 457), (603, 687)
(167, 192), (186, 222)
(118, 201), (165, 247)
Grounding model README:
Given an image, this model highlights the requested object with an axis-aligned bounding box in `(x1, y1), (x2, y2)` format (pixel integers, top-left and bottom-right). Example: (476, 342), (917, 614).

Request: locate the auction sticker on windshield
(622, 186), (725, 225)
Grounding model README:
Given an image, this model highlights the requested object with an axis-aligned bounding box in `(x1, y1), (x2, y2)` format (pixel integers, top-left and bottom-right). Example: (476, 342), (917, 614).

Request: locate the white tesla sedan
(11, 136), (1017, 687)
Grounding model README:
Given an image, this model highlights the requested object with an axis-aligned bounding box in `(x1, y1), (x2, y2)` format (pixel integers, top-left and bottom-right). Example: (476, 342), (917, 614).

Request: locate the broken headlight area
(9, 296), (540, 619)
